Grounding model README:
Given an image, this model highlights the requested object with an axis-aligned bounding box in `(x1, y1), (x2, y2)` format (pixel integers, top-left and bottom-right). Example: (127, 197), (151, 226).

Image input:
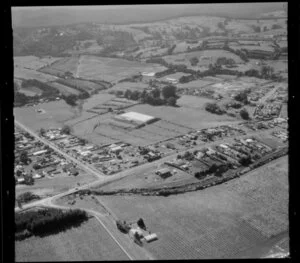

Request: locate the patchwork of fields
(95, 156), (288, 259)
(77, 55), (167, 82)
(39, 56), (80, 77)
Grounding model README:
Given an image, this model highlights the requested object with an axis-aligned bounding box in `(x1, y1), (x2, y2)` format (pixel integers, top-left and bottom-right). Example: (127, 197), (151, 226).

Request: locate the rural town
(13, 3), (289, 260)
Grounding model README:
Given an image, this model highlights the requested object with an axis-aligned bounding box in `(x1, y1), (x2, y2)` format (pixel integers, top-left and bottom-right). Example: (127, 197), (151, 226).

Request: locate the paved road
(16, 120), (106, 180)
(14, 120), (287, 260)
(15, 120), (284, 212)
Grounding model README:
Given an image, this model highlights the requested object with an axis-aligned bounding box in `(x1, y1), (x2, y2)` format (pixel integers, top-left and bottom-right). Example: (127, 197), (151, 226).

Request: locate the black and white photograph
(8, 2), (291, 260)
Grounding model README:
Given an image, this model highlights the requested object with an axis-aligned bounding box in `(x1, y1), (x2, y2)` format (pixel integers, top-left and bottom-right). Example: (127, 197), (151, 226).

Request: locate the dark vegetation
(123, 85), (178, 106)
(240, 108), (250, 120)
(16, 192), (40, 204)
(14, 79), (60, 107)
(205, 103), (225, 115)
(15, 208), (89, 241)
(116, 220), (131, 233)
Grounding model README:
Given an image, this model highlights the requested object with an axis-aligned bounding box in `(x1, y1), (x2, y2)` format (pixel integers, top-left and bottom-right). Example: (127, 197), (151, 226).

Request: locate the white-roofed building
(115, 111), (158, 125)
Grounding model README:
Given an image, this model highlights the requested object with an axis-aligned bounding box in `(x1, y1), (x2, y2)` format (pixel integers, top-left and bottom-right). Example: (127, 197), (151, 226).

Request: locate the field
(47, 81), (80, 96)
(92, 156), (288, 259)
(39, 57), (80, 77)
(15, 217), (130, 261)
(14, 67), (58, 82)
(77, 55), (167, 82)
(127, 99), (240, 130)
(162, 49), (244, 68)
(14, 56), (61, 70)
(14, 101), (77, 132)
(178, 79), (215, 89)
(18, 86), (43, 97)
(56, 78), (107, 94)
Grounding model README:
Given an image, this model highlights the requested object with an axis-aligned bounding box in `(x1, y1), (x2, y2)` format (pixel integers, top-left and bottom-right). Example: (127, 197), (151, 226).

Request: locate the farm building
(142, 72), (155, 77)
(144, 233), (158, 243)
(32, 149), (48, 156)
(155, 168), (172, 178)
(115, 111), (159, 125)
(165, 77), (178, 84)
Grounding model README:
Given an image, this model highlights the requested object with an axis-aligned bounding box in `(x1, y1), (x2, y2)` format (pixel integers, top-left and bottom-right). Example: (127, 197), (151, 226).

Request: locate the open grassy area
(16, 170), (97, 201)
(77, 55), (167, 82)
(128, 101), (240, 130)
(15, 217), (130, 261)
(14, 56), (61, 70)
(91, 156), (288, 259)
(14, 101), (76, 132)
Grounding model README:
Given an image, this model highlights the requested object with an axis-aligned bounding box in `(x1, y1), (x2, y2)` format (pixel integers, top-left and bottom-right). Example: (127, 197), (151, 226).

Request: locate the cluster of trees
(20, 151), (31, 165)
(16, 192), (40, 204)
(96, 30), (137, 54)
(15, 79), (60, 107)
(61, 125), (71, 135)
(116, 220), (131, 233)
(205, 103), (225, 115)
(123, 85), (178, 107)
(234, 90), (250, 104)
(252, 25), (261, 33)
(216, 57), (236, 66)
(15, 208), (88, 240)
(195, 163), (232, 179)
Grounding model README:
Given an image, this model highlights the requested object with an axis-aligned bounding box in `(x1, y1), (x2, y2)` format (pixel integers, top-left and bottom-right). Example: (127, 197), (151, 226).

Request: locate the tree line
(15, 208), (88, 240)
(120, 85), (178, 107)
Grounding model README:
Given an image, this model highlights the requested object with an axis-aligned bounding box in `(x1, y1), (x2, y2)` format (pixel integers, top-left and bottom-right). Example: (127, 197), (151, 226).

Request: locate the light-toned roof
(119, 111), (155, 123)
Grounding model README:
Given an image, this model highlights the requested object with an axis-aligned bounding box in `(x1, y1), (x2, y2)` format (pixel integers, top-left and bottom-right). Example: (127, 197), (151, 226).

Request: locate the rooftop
(118, 111), (156, 124)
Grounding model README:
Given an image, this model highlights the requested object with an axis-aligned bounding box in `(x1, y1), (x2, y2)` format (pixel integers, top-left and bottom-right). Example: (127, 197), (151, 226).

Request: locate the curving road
(15, 119), (286, 260)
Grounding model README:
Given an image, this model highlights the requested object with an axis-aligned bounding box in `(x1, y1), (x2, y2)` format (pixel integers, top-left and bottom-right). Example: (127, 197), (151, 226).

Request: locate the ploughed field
(15, 217), (130, 261)
(92, 156), (288, 259)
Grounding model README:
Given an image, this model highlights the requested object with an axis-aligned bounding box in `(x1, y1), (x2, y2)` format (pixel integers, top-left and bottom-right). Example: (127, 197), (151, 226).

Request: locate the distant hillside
(12, 3), (286, 28)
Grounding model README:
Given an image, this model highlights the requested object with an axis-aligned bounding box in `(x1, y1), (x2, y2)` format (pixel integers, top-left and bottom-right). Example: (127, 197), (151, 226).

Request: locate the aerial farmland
(12, 3), (289, 261)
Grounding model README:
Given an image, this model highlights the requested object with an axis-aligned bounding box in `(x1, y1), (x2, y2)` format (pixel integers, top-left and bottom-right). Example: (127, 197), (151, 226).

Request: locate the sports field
(95, 156), (288, 259)
(15, 217), (130, 261)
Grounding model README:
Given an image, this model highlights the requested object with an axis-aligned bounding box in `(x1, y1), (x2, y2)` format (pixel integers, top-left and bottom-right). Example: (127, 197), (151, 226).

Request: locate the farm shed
(144, 233), (158, 243)
(116, 111), (158, 124)
(110, 146), (123, 153)
(32, 149), (48, 156)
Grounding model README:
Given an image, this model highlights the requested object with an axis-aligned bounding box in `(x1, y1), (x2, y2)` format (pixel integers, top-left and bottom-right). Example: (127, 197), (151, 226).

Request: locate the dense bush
(240, 108), (250, 120)
(205, 103), (225, 115)
(17, 192), (40, 204)
(15, 208), (88, 238)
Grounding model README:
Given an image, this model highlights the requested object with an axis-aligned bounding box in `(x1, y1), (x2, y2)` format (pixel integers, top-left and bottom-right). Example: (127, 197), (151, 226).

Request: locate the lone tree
(61, 125), (71, 135)
(137, 218), (146, 230)
(240, 108), (250, 120)
(39, 128), (46, 137)
(162, 85), (177, 99)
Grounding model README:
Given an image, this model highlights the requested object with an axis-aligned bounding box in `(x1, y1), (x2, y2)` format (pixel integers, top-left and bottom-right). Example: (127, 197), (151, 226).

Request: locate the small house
(156, 168), (172, 178)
